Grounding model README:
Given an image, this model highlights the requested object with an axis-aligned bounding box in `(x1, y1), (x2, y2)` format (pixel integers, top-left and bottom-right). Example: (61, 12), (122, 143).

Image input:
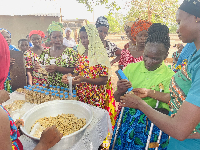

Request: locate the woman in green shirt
(110, 23), (174, 150)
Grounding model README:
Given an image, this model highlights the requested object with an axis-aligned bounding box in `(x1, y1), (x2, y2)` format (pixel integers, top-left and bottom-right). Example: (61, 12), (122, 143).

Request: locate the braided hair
(146, 23), (170, 53)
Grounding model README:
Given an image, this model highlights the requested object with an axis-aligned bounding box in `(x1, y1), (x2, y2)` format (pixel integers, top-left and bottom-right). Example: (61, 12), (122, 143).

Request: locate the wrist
(146, 89), (151, 97)
(36, 142), (48, 150)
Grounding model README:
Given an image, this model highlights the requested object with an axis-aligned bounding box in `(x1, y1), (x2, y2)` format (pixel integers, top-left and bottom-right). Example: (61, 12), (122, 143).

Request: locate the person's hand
(39, 125), (63, 150)
(45, 65), (57, 73)
(62, 74), (68, 84)
(10, 58), (15, 66)
(15, 119), (24, 129)
(0, 90), (10, 104)
(132, 88), (150, 98)
(120, 92), (143, 109)
(34, 62), (41, 72)
(117, 79), (132, 94)
(72, 75), (85, 85)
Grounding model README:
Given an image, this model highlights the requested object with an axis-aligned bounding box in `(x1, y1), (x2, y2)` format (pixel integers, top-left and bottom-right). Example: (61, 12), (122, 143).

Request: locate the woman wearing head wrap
(24, 30), (48, 86)
(0, 32), (63, 150)
(118, 20), (152, 70)
(0, 28), (20, 93)
(63, 28), (76, 48)
(41, 21), (77, 87)
(110, 23), (174, 150)
(95, 16), (117, 132)
(123, 17), (136, 50)
(117, 0), (200, 149)
(62, 24), (116, 149)
(95, 16), (121, 66)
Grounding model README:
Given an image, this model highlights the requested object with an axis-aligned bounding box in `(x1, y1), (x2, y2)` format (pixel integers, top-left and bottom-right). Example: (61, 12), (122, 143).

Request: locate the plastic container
(54, 90), (58, 94)
(72, 94), (77, 100)
(61, 87), (65, 91)
(53, 86), (57, 91)
(36, 83), (39, 86)
(57, 86), (60, 93)
(49, 85), (53, 90)
(25, 88), (29, 102)
(32, 89), (38, 103)
(64, 95), (68, 100)
(65, 88), (68, 93)
(51, 93), (56, 101)
(40, 91), (45, 103)
(42, 84), (46, 88)
(28, 88), (33, 103)
(36, 90), (41, 104)
(60, 91), (64, 96)
(44, 88), (48, 92)
(39, 87), (43, 91)
(44, 92), (50, 102)
(55, 94), (60, 100)
(59, 95), (64, 100)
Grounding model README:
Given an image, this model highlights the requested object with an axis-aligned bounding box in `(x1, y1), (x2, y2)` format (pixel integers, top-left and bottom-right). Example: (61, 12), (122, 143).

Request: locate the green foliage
(105, 13), (124, 34)
(125, 0), (179, 33)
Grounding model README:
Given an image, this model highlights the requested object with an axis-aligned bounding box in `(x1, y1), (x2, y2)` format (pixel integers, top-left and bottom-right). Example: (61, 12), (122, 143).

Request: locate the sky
(0, 0), (184, 22)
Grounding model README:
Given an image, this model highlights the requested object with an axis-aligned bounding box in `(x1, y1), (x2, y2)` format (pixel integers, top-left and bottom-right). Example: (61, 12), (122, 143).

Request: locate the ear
(196, 17), (200, 23)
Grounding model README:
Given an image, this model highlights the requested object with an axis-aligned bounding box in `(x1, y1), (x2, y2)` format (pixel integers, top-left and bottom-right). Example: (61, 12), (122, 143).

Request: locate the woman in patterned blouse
(118, 20), (152, 70)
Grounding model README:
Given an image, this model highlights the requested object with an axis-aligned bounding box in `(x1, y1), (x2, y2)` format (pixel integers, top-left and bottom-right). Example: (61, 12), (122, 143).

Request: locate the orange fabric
(131, 20), (152, 41)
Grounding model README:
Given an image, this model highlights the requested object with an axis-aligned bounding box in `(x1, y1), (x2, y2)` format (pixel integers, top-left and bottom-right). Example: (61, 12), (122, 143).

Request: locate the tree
(124, 0), (179, 33)
(76, 0), (120, 13)
(105, 14), (122, 34)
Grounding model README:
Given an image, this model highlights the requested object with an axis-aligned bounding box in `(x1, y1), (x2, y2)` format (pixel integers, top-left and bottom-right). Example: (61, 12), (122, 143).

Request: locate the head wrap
(78, 24), (111, 69)
(0, 33), (10, 90)
(131, 20), (152, 41)
(65, 28), (72, 34)
(95, 16), (109, 29)
(47, 21), (63, 35)
(124, 17), (135, 30)
(29, 30), (45, 38)
(0, 28), (11, 38)
(179, 0), (200, 18)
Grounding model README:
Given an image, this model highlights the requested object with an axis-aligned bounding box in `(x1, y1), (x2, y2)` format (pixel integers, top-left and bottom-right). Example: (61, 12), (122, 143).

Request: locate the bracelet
(154, 90), (155, 94)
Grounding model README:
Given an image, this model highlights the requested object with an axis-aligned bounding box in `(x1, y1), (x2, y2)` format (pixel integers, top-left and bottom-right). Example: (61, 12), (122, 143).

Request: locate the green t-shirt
(123, 61), (174, 111)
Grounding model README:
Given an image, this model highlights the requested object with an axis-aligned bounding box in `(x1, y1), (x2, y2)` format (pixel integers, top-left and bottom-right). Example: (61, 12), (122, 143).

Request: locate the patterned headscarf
(65, 28), (72, 33)
(95, 16), (109, 29)
(0, 28), (11, 38)
(47, 21), (63, 35)
(131, 20), (152, 41)
(0, 33), (10, 90)
(78, 24), (111, 69)
(29, 30), (45, 38)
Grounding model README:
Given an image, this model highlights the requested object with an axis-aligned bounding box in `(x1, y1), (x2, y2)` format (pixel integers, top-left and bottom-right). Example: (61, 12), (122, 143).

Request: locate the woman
(0, 32), (62, 150)
(95, 16), (121, 66)
(63, 28), (76, 48)
(172, 43), (184, 68)
(118, 20), (152, 70)
(95, 16), (118, 129)
(43, 21), (77, 87)
(173, 42), (196, 72)
(118, 1), (200, 149)
(0, 28), (20, 92)
(24, 30), (47, 86)
(123, 18), (136, 51)
(110, 23), (175, 150)
(62, 24), (116, 149)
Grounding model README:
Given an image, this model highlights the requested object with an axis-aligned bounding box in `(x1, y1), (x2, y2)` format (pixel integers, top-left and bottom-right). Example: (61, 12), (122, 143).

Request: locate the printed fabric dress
(4, 46), (20, 93)
(42, 48), (77, 87)
(118, 48), (143, 68)
(24, 49), (48, 86)
(74, 54), (116, 127)
(0, 105), (23, 150)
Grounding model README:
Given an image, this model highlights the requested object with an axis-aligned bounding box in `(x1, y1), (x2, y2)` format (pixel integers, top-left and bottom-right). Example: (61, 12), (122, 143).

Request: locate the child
(18, 39), (29, 53)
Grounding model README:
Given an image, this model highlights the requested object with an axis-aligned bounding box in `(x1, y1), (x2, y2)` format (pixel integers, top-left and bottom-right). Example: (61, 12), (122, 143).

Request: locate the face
(19, 41), (29, 52)
(176, 9), (197, 43)
(136, 30), (148, 47)
(50, 31), (63, 46)
(66, 30), (71, 37)
(79, 31), (89, 50)
(125, 27), (132, 40)
(30, 34), (42, 47)
(97, 26), (109, 41)
(1, 31), (11, 46)
(143, 42), (167, 71)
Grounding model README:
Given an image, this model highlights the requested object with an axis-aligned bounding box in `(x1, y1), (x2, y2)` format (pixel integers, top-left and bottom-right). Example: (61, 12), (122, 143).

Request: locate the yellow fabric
(77, 24), (111, 69)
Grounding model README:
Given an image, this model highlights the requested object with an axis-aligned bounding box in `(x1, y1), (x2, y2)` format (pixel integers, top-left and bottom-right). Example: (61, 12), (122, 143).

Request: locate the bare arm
(114, 90), (125, 102)
(147, 89), (171, 103)
(26, 69), (32, 86)
(0, 108), (13, 150)
(56, 67), (75, 74)
(110, 49), (121, 66)
(121, 93), (200, 141)
(83, 76), (108, 85)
